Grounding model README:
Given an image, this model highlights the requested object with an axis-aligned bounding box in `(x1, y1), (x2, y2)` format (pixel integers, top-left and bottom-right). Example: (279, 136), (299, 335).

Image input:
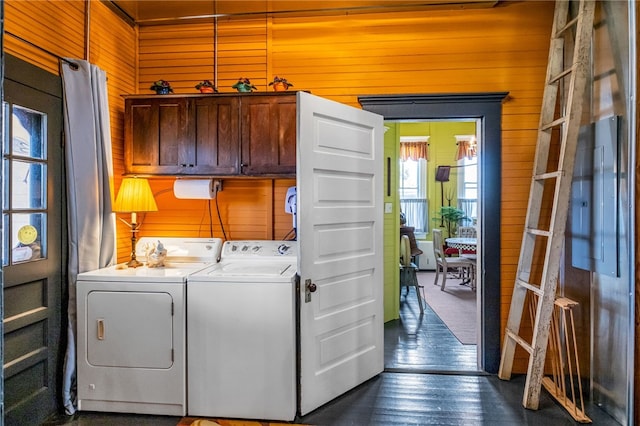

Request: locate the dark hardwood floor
(43, 284), (619, 426)
(384, 275), (477, 373)
(299, 290), (618, 425)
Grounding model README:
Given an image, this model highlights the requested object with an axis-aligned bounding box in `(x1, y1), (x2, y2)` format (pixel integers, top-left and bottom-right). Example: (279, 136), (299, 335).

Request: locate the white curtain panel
(60, 59), (116, 415)
(400, 198), (429, 233)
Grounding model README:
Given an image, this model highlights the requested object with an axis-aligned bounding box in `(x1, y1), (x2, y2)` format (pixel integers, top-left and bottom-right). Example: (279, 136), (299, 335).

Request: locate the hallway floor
(385, 271), (477, 373)
(43, 285), (619, 425)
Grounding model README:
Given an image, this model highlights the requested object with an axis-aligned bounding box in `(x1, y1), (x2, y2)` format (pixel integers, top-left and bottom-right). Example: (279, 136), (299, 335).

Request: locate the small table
(445, 237), (477, 253)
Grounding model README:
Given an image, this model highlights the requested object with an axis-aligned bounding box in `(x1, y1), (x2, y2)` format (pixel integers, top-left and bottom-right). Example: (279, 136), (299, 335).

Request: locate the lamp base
(126, 223), (143, 268)
(126, 257), (143, 268)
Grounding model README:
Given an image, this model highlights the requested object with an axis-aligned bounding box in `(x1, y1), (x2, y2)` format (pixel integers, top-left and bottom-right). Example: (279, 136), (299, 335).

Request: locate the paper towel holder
(173, 178), (223, 199)
(211, 179), (222, 198)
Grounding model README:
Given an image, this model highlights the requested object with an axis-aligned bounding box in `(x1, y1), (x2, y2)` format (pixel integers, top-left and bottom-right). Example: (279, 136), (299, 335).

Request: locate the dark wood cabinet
(125, 97), (190, 175)
(124, 93), (297, 177)
(240, 93), (297, 176)
(191, 96), (240, 175)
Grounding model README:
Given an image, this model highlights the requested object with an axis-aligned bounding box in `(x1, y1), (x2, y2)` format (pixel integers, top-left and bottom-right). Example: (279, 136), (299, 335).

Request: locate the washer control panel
(222, 240), (297, 259)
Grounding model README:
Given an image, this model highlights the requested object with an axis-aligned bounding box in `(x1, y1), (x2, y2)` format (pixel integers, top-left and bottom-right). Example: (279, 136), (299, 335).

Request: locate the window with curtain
(399, 136), (429, 233)
(455, 135), (478, 224)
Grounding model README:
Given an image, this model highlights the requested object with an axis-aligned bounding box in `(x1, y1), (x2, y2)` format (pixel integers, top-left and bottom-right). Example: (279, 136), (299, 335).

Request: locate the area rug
(178, 417), (307, 426)
(417, 271), (477, 345)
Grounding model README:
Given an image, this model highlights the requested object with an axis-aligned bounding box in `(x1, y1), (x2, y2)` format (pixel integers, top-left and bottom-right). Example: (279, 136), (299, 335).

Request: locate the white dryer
(187, 240), (298, 421)
(76, 237), (222, 416)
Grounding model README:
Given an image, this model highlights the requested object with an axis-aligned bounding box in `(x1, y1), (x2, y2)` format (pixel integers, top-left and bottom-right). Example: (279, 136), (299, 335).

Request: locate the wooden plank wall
(4, 0), (86, 75)
(5, 0), (557, 373)
(5, 0), (137, 261)
(135, 2), (555, 371)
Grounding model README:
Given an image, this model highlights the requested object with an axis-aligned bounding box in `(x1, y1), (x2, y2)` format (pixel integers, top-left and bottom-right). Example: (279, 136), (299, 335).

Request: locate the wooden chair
(432, 229), (475, 291)
(399, 235), (424, 313)
(457, 226), (477, 238)
(400, 226), (423, 258)
(455, 226), (477, 255)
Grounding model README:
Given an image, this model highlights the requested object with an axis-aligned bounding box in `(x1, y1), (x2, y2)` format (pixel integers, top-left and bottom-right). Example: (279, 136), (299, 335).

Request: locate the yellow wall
(383, 125), (400, 321)
(5, 0), (556, 372)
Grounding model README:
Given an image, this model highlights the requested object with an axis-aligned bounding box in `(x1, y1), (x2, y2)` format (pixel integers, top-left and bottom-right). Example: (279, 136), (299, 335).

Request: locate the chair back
(400, 235), (412, 267)
(432, 229), (445, 260)
(400, 226), (423, 257)
(458, 226), (477, 238)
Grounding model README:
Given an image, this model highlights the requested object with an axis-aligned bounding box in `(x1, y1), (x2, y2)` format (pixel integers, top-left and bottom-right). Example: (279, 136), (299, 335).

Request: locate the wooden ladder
(497, 0), (595, 410)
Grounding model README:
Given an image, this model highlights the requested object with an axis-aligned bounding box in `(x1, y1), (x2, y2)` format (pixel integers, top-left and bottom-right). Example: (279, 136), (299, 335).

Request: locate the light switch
(384, 203), (393, 214)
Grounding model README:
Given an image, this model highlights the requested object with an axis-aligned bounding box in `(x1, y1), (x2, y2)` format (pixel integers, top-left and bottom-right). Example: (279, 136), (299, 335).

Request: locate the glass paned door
(3, 56), (65, 425)
(2, 104), (48, 266)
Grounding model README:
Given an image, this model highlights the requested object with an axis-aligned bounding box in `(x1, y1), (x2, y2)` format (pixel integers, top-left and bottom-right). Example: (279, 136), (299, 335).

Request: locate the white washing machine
(76, 237), (222, 416)
(187, 240), (298, 421)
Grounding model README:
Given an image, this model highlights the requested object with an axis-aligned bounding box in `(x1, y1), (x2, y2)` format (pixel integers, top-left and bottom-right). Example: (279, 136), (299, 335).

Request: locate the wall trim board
(5, 53), (62, 98)
(359, 92), (507, 374)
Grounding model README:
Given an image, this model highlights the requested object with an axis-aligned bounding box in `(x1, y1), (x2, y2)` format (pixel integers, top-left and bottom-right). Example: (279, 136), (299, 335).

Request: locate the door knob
(305, 279), (317, 303)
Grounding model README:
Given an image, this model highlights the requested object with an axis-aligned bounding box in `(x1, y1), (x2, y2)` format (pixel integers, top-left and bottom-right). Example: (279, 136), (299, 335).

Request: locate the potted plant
(195, 79), (218, 93)
(231, 77), (257, 93)
(268, 76), (294, 91)
(150, 79), (173, 95)
(432, 206), (468, 238)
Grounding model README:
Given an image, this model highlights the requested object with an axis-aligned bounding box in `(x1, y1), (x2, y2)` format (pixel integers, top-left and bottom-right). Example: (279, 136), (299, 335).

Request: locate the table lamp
(112, 177), (158, 267)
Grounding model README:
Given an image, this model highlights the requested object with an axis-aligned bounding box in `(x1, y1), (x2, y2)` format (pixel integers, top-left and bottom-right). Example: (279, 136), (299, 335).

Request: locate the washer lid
(221, 261), (293, 276)
(194, 260), (296, 278)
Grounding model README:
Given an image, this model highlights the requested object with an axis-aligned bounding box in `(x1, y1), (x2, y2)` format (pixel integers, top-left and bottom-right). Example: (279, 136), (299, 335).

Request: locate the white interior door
(297, 91), (384, 415)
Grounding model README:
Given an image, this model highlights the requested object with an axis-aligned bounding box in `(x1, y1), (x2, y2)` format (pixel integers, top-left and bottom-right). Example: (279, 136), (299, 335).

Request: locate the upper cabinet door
(240, 93), (297, 176)
(125, 97), (190, 175)
(191, 96), (240, 175)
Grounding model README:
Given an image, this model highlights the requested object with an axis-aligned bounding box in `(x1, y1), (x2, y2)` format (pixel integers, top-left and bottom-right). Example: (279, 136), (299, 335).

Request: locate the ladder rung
(526, 228), (551, 237)
(516, 279), (544, 296)
(555, 297), (579, 309)
(556, 16), (580, 37)
(533, 171), (562, 181)
(506, 329), (533, 354)
(541, 116), (567, 131)
(548, 66), (574, 85)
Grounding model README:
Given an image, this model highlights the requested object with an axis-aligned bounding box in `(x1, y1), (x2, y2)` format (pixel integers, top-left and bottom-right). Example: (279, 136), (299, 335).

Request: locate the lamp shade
(112, 177), (158, 213)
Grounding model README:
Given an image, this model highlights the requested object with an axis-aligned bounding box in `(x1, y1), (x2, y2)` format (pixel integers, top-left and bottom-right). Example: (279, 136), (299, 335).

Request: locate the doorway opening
(360, 92), (508, 374)
(388, 118), (480, 373)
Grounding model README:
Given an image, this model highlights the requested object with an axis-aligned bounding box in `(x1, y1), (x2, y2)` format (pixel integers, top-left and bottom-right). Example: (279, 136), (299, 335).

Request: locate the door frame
(359, 92), (507, 373)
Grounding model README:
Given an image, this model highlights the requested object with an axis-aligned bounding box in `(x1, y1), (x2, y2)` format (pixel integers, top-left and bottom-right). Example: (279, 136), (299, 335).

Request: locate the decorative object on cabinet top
(122, 92), (301, 99)
(269, 76), (294, 91)
(150, 79), (173, 94)
(232, 77), (257, 92)
(195, 79), (218, 93)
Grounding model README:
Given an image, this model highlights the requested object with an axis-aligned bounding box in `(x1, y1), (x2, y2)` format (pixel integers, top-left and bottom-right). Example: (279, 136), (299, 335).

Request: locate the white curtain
(400, 198), (429, 233)
(60, 59), (116, 415)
